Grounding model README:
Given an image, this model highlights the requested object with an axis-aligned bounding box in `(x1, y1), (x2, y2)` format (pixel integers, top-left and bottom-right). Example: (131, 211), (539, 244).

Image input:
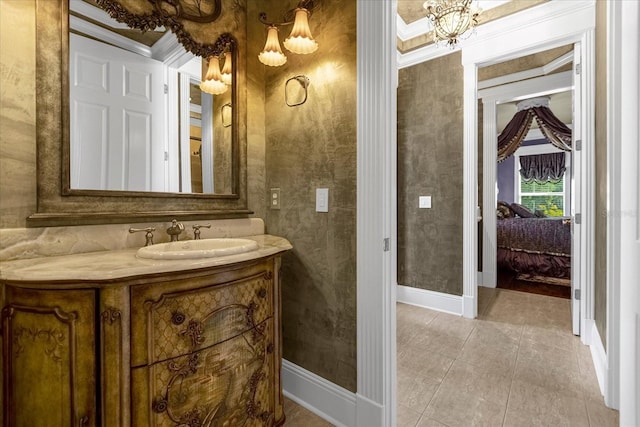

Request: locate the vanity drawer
(131, 319), (276, 427)
(131, 265), (274, 366)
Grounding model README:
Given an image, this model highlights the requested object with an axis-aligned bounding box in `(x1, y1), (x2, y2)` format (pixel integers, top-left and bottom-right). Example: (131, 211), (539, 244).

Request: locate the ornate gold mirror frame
(29, 0), (249, 227)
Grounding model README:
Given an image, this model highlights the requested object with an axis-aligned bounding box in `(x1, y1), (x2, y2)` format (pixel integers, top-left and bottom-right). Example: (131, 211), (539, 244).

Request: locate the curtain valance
(497, 97), (572, 162)
(519, 152), (566, 183)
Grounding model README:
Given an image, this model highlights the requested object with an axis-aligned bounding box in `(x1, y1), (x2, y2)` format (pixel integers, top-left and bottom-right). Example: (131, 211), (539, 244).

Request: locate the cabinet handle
(152, 397), (168, 413)
(171, 311), (186, 325)
(78, 415), (89, 427)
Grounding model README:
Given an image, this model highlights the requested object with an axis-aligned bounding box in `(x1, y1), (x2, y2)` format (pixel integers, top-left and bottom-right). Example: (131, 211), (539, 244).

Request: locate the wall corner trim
(282, 359), (357, 427)
(397, 285), (463, 316)
(587, 319), (608, 400)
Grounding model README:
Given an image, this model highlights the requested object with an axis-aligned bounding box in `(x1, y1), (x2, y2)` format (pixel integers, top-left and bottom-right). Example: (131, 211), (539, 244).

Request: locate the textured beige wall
(246, 1), (267, 221)
(262, 0), (357, 391)
(594, 0), (607, 346)
(397, 52), (465, 296)
(0, 0), (37, 229)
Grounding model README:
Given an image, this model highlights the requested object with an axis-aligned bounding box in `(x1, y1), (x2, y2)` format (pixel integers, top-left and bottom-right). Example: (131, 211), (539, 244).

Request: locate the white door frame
(460, 1), (596, 326)
(356, 1), (397, 426)
(607, 0), (639, 417)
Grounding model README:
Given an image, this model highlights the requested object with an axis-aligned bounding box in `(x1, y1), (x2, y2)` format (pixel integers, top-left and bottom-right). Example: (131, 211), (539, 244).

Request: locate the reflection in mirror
(68, 0), (235, 194)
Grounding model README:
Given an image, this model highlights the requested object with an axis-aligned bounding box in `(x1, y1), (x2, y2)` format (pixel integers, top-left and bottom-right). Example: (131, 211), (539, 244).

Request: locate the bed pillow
(497, 201), (513, 219)
(510, 202), (536, 218)
(534, 209), (547, 218)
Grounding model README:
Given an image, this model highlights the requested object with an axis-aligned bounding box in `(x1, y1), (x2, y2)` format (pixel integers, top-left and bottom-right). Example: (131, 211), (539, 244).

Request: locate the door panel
(70, 33), (164, 192)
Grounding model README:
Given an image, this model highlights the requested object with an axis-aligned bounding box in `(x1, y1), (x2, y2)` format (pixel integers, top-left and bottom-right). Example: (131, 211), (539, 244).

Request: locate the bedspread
(497, 217), (571, 257)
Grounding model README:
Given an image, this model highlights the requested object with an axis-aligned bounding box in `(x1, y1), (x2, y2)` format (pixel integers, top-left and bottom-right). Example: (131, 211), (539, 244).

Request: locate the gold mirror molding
(94, 0), (226, 57)
(100, 0), (222, 24)
(28, 0), (250, 227)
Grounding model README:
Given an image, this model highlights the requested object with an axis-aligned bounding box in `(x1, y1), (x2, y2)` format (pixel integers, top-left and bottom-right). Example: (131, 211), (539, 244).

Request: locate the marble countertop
(0, 234), (292, 283)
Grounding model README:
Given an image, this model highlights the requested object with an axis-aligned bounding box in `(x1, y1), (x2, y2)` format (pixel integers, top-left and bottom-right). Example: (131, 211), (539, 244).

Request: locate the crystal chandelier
(423, 0), (481, 48)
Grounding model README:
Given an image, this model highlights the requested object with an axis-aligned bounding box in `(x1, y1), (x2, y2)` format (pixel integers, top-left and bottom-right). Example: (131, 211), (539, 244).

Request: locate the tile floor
(283, 397), (333, 426)
(284, 287), (619, 426)
(398, 287), (619, 427)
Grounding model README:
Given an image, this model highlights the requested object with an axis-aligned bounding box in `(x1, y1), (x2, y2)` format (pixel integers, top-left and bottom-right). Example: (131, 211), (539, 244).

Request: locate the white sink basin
(136, 238), (259, 260)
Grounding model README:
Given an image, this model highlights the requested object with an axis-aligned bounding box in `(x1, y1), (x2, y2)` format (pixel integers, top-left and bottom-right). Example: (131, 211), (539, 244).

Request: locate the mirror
(68, 0), (235, 194)
(29, 0), (249, 226)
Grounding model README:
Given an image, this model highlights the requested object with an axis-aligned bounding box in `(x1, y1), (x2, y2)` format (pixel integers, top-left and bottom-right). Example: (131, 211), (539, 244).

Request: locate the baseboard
(356, 393), (385, 427)
(396, 285), (463, 315)
(477, 271), (483, 286)
(588, 319), (607, 397)
(282, 359), (356, 427)
(462, 295), (476, 319)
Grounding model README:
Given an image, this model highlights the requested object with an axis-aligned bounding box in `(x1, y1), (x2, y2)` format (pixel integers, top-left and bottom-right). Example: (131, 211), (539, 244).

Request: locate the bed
(496, 204), (572, 279)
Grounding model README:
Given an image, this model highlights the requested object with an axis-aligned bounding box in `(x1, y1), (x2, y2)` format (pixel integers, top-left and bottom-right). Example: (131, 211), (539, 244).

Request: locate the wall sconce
(199, 35), (234, 95)
(258, 0), (319, 67)
(200, 55), (228, 95)
(220, 51), (232, 85)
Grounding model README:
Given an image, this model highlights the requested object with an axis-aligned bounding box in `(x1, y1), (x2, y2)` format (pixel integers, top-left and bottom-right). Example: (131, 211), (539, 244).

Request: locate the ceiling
(396, 0), (549, 53)
(395, 1), (573, 133)
(397, 0), (431, 25)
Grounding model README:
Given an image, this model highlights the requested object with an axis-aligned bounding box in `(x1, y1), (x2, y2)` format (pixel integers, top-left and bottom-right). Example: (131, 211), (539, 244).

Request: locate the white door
(69, 33), (164, 192)
(616, 0), (640, 422)
(570, 43), (582, 336)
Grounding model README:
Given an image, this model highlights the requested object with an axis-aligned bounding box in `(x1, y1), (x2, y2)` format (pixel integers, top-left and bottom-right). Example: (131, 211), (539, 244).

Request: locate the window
(520, 179), (565, 216)
(514, 144), (570, 217)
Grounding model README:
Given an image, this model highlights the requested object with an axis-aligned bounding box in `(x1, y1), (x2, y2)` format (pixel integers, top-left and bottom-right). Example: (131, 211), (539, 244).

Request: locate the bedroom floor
(497, 268), (571, 299)
(397, 287), (618, 427)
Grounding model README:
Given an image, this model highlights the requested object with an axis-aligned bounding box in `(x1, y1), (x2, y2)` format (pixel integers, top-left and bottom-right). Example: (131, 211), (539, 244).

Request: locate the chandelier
(423, 0), (481, 48)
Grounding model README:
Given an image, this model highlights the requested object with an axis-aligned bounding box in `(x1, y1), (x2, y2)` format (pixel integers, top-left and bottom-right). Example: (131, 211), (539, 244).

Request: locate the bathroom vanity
(0, 234), (291, 427)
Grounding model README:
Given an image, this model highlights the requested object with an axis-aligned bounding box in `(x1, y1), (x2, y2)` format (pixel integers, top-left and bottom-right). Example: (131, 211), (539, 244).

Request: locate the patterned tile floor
(284, 287), (619, 426)
(397, 287), (619, 427)
(283, 397), (334, 426)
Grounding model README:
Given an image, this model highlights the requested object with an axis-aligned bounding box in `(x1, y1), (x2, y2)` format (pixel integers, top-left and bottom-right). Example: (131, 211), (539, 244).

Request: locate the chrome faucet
(129, 226), (156, 246)
(166, 219), (185, 242)
(192, 224), (211, 240)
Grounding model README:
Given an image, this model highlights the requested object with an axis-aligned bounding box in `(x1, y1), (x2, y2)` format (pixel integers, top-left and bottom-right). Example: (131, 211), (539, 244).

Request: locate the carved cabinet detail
(131, 262), (281, 427)
(1, 286), (97, 427)
(1, 255), (285, 427)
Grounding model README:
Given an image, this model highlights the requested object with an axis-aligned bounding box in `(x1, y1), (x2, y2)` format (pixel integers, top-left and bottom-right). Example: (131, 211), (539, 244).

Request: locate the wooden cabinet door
(1, 286), (97, 427)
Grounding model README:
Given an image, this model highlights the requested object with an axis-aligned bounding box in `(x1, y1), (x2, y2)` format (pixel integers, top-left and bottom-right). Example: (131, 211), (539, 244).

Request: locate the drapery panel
(519, 152), (566, 183)
(497, 97), (572, 162)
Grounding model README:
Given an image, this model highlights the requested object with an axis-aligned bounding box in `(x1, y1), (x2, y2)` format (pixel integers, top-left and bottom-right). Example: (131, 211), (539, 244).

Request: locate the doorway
(460, 2), (596, 343)
(478, 46), (581, 334)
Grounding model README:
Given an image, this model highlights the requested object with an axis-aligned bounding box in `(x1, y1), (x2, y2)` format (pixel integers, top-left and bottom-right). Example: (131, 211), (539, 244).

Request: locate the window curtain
(519, 152), (566, 183)
(497, 97), (572, 162)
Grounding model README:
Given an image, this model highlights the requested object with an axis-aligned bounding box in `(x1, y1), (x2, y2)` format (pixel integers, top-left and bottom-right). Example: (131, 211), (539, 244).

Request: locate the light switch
(419, 196), (432, 209)
(316, 188), (329, 212)
(270, 188), (281, 210)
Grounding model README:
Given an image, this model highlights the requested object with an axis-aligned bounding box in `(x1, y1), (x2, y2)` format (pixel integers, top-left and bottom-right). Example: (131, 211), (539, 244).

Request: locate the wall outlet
(270, 188), (281, 210)
(419, 196), (432, 209)
(316, 188), (329, 212)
